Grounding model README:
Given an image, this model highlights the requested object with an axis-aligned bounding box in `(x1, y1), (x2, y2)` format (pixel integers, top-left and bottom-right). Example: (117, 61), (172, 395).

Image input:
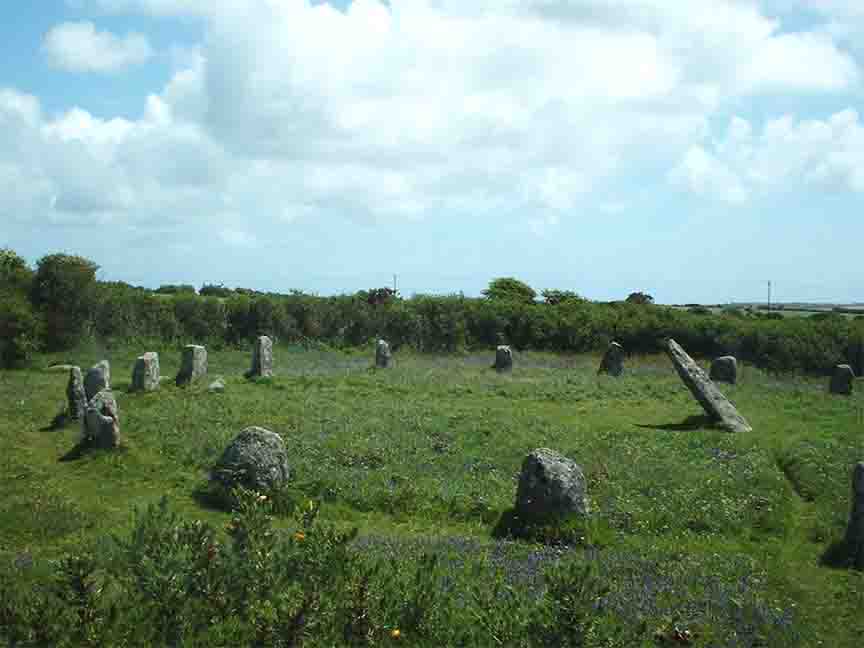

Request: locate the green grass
(2, 344), (864, 645)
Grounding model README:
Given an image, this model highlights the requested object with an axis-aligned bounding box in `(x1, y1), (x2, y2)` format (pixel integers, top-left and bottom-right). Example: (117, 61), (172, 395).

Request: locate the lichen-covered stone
(375, 339), (392, 368)
(131, 352), (160, 392)
(846, 462), (864, 570)
(66, 366), (86, 420)
(84, 360), (110, 401)
(494, 345), (513, 372)
(666, 339), (752, 433)
(175, 345), (207, 386)
(830, 364), (855, 396)
(246, 336), (273, 378)
(82, 389), (120, 449)
(516, 448), (589, 518)
(710, 356), (738, 384)
(212, 426), (291, 495)
(598, 341), (624, 376)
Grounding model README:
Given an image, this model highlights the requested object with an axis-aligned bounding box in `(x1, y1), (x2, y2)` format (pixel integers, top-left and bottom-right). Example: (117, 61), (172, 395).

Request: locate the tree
(30, 253), (99, 350)
(482, 278), (536, 305)
(0, 248), (33, 293)
(625, 291), (654, 305)
(541, 289), (586, 306)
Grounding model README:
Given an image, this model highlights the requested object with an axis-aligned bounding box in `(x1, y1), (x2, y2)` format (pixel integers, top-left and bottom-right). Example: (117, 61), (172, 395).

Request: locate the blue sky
(1, 0), (863, 304)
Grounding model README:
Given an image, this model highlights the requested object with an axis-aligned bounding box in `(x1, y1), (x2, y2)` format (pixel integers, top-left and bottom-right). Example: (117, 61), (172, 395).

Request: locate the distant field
(1, 345), (863, 645)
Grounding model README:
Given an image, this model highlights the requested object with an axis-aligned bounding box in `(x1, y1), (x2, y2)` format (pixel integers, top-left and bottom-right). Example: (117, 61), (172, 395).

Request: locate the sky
(1, 0), (863, 304)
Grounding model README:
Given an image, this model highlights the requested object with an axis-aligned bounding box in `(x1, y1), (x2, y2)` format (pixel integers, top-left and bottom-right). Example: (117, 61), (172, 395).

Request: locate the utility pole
(393, 274), (397, 295)
(767, 280), (772, 312)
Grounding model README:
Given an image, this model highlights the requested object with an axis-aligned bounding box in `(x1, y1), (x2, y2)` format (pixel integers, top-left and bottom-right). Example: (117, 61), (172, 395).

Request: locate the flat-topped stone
(176, 345), (207, 386)
(375, 339), (392, 368)
(494, 345), (513, 372)
(666, 338), (752, 433)
(830, 364), (855, 396)
(131, 352), (160, 392)
(82, 389), (120, 449)
(598, 341), (624, 376)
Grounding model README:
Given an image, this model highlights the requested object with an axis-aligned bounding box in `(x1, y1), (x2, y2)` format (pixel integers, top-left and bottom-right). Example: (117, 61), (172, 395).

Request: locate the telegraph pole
(767, 280), (772, 312)
(393, 274), (397, 295)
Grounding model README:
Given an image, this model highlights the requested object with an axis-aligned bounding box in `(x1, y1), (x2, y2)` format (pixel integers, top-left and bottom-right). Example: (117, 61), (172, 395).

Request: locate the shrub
(30, 253), (99, 351)
(0, 292), (41, 368)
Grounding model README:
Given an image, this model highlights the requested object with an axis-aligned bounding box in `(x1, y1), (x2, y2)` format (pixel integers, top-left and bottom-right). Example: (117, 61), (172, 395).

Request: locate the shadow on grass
(633, 414), (717, 432)
(58, 440), (128, 462)
(820, 538), (861, 570)
(41, 411), (71, 432)
(191, 481), (229, 512)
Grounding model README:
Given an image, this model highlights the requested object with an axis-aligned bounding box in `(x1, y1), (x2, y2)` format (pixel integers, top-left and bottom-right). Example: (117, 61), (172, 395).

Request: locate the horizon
(2, 1), (863, 305)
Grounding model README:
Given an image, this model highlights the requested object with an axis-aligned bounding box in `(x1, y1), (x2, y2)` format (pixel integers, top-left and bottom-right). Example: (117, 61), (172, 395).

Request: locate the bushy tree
(155, 284), (196, 295)
(30, 253), (99, 350)
(541, 289), (586, 306)
(200, 283), (233, 297)
(482, 277), (537, 305)
(625, 291), (654, 305)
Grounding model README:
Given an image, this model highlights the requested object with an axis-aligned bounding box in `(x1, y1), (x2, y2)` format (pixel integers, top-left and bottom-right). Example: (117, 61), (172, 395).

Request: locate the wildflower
(258, 494), (268, 502)
(294, 531), (306, 541)
(390, 629), (401, 639)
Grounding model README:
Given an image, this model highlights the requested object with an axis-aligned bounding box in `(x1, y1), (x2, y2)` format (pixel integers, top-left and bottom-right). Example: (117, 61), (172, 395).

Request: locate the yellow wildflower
(294, 531), (306, 541)
(390, 629), (401, 639)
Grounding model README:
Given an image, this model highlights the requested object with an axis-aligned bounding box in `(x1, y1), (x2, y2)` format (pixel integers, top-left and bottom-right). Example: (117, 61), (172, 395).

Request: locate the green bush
(30, 253), (99, 351)
(0, 292), (41, 368)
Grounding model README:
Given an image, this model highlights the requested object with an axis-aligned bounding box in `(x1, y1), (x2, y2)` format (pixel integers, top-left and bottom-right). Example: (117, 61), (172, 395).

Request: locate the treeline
(2, 249), (863, 374)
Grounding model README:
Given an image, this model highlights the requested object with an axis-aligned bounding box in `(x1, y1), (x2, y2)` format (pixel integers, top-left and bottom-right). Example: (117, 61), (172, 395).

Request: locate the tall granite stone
(665, 338), (752, 433)
(375, 339), (392, 368)
(830, 364), (855, 396)
(212, 426), (291, 495)
(846, 462), (864, 570)
(246, 336), (273, 378)
(598, 341), (625, 376)
(82, 389), (120, 449)
(66, 366), (86, 420)
(84, 360), (110, 400)
(494, 345), (513, 372)
(710, 356), (738, 384)
(175, 345), (207, 386)
(131, 352), (160, 392)
(516, 448), (589, 518)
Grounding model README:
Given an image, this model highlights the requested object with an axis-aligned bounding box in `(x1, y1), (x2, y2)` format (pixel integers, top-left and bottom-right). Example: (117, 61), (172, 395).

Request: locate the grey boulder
(82, 390), (120, 449)
(84, 360), (110, 401)
(375, 339), (392, 368)
(208, 378), (226, 393)
(666, 339), (752, 433)
(176, 345), (207, 386)
(212, 426), (291, 495)
(516, 448), (589, 518)
(246, 336), (273, 378)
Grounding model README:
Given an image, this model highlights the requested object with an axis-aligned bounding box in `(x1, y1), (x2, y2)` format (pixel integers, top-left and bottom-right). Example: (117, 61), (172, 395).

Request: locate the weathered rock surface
(131, 352), (160, 392)
(516, 448), (589, 518)
(375, 339), (392, 368)
(212, 426), (290, 494)
(846, 462), (864, 570)
(208, 378), (226, 393)
(84, 360), (110, 401)
(710, 356), (738, 384)
(82, 390), (120, 448)
(494, 345), (513, 372)
(830, 364), (855, 396)
(66, 366), (86, 420)
(246, 336), (273, 378)
(598, 341), (625, 376)
(665, 339), (752, 433)
(176, 345), (207, 386)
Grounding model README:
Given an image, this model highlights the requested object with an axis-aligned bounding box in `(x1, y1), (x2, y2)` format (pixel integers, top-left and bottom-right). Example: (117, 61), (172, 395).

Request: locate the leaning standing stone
(598, 341), (625, 376)
(66, 366), (86, 420)
(516, 448), (589, 518)
(830, 364), (855, 396)
(212, 426), (291, 497)
(131, 352), (160, 392)
(375, 339), (392, 368)
(846, 462), (864, 570)
(666, 338), (752, 433)
(175, 345), (207, 386)
(494, 345), (513, 372)
(246, 336), (273, 378)
(84, 360), (110, 401)
(82, 390), (120, 449)
(710, 356), (738, 384)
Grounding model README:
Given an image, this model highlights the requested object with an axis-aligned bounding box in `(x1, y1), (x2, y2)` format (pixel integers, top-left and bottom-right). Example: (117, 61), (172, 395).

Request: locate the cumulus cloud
(669, 109), (864, 202)
(43, 21), (153, 73)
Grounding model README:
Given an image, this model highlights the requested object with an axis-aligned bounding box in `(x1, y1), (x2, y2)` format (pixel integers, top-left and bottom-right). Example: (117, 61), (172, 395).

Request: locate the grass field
(1, 343), (863, 645)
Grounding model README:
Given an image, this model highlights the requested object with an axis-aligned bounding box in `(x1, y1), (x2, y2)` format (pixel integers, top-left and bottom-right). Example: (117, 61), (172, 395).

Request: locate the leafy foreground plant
(1, 490), (799, 647)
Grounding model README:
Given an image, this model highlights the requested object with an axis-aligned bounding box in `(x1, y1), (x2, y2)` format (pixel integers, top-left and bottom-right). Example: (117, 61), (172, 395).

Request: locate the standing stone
(516, 448), (589, 518)
(375, 339), (392, 369)
(846, 341), (864, 379)
(598, 341), (625, 376)
(175, 345), (207, 386)
(494, 345), (513, 372)
(830, 364), (855, 396)
(710, 356), (738, 384)
(84, 360), (110, 401)
(212, 426), (291, 495)
(82, 390), (120, 449)
(131, 352), (160, 392)
(846, 462), (864, 570)
(665, 338), (752, 433)
(246, 336), (273, 378)
(66, 366), (86, 420)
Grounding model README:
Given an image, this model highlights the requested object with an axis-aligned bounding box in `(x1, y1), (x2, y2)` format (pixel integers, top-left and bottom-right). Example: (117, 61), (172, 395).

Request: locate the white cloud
(43, 21), (153, 73)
